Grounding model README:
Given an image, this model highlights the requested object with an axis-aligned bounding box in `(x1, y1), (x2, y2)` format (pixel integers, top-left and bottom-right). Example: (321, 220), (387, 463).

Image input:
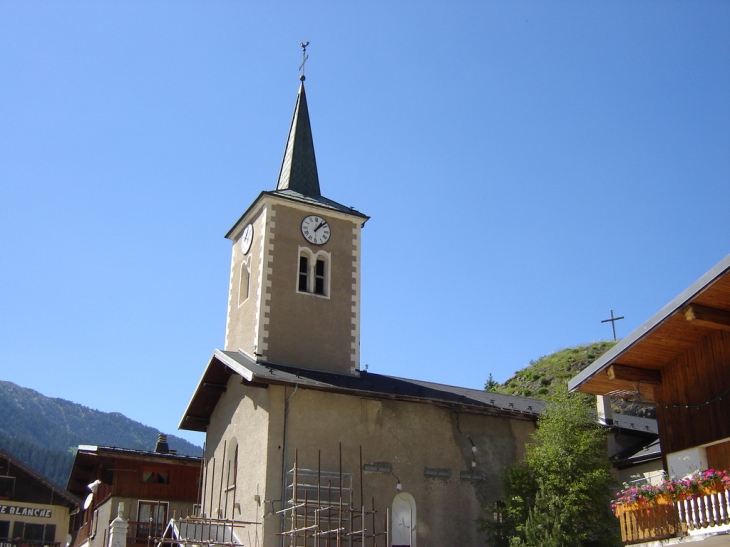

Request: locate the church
(178, 73), (545, 547)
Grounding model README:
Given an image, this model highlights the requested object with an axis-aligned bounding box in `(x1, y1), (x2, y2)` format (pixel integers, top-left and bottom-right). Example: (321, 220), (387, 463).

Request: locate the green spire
(275, 81), (321, 197)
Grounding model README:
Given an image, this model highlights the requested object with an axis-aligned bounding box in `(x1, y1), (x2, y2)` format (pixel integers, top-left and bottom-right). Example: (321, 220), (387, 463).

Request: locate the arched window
(298, 254), (309, 292)
(297, 248), (330, 297)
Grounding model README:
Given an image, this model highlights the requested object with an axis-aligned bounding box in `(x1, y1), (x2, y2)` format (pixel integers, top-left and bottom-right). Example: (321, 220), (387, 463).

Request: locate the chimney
(154, 434), (170, 454)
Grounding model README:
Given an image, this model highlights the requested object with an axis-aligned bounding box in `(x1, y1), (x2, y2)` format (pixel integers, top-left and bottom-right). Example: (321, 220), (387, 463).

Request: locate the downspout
(280, 383), (299, 545)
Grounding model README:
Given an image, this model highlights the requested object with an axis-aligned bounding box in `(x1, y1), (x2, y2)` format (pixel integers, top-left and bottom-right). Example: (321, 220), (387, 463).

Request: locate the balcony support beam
(684, 304), (730, 331)
(606, 364), (661, 385)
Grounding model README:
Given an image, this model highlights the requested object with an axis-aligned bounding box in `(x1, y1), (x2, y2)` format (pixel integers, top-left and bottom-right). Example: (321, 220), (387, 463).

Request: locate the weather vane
(299, 41), (310, 81)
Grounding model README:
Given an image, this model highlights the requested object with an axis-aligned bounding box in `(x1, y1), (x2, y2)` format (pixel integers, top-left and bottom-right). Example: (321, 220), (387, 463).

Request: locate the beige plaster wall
(86, 498), (112, 547)
(225, 204), (267, 355)
(88, 496), (197, 547)
(224, 197), (363, 375)
(1, 501), (70, 546)
(203, 375), (284, 545)
(207, 383), (537, 547)
(282, 388), (535, 547)
(263, 203), (360, 374)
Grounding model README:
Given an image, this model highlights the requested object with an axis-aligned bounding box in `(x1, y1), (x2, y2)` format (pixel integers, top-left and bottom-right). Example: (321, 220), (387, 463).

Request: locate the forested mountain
(0, 380), (201, 486)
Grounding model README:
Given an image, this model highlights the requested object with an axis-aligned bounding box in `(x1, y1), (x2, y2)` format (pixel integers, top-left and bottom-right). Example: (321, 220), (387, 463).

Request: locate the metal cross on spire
(601, 309), (625, 341)
(299, 41), (310, 81)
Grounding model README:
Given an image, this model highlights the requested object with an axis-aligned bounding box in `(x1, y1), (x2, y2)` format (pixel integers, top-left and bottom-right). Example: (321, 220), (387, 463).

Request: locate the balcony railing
(126, 521), (167, 545)
(616, 485), (730, 544)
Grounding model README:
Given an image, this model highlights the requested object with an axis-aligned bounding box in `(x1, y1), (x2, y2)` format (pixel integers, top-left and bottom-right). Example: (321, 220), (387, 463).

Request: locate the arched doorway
(391, 492), (416, 547)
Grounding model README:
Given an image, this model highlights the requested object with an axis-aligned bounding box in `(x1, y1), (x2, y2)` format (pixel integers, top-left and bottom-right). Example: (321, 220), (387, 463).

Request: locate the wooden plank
(606, 364), (662, 384)
(657, 331), (730, 454)
(684, 304), (730, 331)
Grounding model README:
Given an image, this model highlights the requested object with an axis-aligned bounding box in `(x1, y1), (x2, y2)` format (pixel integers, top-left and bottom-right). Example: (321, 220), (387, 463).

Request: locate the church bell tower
(223, 75), (368, 376)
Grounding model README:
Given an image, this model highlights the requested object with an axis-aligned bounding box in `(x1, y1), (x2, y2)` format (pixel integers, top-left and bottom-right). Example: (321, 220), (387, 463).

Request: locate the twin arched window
(297, 247), (330, 297)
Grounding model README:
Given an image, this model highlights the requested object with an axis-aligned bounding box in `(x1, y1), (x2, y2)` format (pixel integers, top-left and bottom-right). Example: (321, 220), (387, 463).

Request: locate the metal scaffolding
(277, 447), (388, 547)
(156, 515), (257, 547)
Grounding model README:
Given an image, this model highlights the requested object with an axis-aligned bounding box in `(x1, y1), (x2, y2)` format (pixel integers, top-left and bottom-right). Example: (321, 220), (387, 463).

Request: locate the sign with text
(0, 505), (53, 518)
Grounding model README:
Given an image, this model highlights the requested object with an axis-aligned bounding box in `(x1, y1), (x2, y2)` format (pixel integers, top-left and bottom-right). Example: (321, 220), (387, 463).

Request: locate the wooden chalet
(569, 253), (730, 545)
(66, 437), (201, 547)
(0, 449), (80, 547)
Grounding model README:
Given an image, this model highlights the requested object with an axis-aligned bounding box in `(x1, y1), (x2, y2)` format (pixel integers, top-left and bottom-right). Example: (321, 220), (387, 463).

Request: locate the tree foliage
(480, 388), (620, 547)
(0, 434), (75, 486)
(485, 373), (500, 391)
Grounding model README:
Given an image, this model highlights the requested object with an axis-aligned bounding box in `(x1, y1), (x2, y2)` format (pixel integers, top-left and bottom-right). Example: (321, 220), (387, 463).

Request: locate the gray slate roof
(267, 189), (369, 219)
(276, 82), (320, 197)
(76, 444), (201, 463)
(607, 414), (658, 435)
(179, 350), (547, 432)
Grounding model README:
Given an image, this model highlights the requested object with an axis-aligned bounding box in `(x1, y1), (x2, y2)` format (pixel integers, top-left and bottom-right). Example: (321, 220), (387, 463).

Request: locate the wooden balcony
(616, 486), (730, 544)
(126, 521), (167, 546)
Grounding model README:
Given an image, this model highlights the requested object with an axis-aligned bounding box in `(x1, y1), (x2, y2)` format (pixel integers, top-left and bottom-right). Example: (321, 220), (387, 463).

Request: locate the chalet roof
(0, 449), (81, 508)
(568, 253), (730, 402)
(67, 445), (201, 498)
(179, 350), (547, 432)
(73, 444), (201, 463)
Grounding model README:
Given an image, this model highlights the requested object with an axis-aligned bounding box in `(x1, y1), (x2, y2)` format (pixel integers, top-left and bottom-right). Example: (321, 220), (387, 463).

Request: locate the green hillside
(487, 341), (656, 419)
(487, 341), (617, 399)
(0, 380), (201, 486)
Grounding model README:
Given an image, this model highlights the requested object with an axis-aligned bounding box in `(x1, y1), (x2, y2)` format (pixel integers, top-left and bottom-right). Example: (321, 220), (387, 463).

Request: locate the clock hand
(314, 221), (328, 232)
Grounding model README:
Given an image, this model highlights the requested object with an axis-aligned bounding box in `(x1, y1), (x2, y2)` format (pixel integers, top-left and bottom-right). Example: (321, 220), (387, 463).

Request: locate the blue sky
(1, 2), (728, 446)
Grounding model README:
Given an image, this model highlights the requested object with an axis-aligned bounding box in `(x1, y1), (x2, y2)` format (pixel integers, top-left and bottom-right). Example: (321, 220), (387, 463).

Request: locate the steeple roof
(276, 81), (320, 197)
(225, 79), (369, 240)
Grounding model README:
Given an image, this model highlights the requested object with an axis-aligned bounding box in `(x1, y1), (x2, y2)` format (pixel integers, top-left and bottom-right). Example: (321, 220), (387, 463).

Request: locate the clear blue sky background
(1, 2), (728, 446)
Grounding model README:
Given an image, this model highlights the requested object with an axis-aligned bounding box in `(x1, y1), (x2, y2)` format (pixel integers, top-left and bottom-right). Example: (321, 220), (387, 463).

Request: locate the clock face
(240, 224), (254, 254)
(301, 215), (331, 245)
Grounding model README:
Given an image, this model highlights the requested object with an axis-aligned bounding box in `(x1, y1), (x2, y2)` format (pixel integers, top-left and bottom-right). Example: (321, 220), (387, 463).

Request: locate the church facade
(180, 77), (544, 547)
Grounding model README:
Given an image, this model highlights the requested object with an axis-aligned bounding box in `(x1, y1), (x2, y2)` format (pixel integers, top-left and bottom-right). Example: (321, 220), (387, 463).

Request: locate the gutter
(280, 383), (299, 546)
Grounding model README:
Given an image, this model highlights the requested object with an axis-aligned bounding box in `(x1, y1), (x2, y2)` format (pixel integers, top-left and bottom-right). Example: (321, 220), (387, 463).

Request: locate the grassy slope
(488, 341), (655, 418)
(489, 341), (617, 399)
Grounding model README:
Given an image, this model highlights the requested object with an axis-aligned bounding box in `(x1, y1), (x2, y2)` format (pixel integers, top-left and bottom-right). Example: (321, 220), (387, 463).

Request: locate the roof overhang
(0, 450), (81, 507)
(568, 253), (730, 401)
(225, 190), (369, 242)
(179, 350), (546, 432)
(178, 350), (255, 432)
